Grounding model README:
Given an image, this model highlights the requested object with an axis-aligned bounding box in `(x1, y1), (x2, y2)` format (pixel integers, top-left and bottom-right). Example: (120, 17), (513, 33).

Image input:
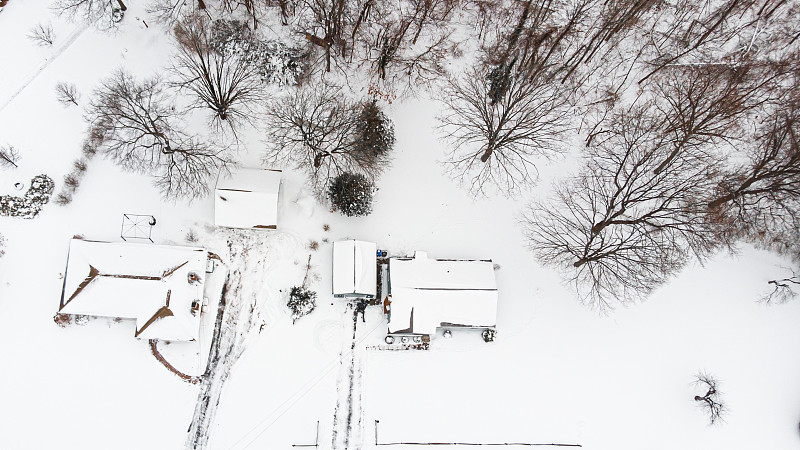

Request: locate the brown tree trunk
(117, 0), (127, 11)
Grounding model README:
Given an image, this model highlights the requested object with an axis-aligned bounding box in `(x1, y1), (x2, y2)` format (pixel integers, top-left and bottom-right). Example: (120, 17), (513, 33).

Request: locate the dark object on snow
(355, 299), (367, 323)
(328, 172), (375, 217)
(482, 329), (496, 342)
(288, 286), (317, 323)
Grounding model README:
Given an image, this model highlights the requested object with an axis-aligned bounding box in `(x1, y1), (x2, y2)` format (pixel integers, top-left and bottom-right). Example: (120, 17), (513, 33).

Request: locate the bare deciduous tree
(87, 69), (231, 199)
(263, 85), (390, 196)
(55, 82), (81, 107)
(523, 102), (721, 307)
(28, 23), (56, 46)
(0, 145), (21, 169)
(693, 372), (726, 425)
(171, 15), (267, 135)
(53, 0), (126, 30)
(703, 94), (800, 264)
(147, 0), (207, 26)
(762, 268), (800, 304)
(438, 65), (571, 196)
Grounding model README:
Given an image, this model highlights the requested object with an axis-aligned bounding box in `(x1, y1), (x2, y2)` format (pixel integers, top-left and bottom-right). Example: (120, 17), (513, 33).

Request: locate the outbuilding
(385, 251), (498, 339)
(332, 240), (377, 299)
(215, 167), (282, 229)
(58, 238), (207, 341)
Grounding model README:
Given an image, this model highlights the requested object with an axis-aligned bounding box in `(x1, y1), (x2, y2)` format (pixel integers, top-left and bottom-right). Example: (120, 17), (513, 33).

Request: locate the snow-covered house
(58, 239), (207, 341)
(215, 167), (282, 229)
(332, 240), (377, 299)
(385, 251), (498, 338)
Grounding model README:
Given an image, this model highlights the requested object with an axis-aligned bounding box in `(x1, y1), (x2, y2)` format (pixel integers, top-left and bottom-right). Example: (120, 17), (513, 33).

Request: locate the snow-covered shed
(215, 167), (282, 229)
(58, 239), (207, 341)
(386, 251), (498, 336)
(333, 240), (377, 299)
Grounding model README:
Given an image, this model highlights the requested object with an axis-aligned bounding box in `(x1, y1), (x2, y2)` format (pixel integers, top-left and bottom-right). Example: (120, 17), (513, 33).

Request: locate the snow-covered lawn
(1, 2), (799, 450)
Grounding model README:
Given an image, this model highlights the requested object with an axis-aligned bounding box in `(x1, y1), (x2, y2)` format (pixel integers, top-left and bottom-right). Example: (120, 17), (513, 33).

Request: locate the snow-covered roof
(215, 167), (282, 229)
(333, 240), (377, 297)
(59, 239), (207, 341)
(387, 251), (498, 335)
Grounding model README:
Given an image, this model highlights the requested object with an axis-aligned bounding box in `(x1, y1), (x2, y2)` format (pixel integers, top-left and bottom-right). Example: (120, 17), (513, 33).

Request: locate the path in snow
(331, 306), (366, 450)
(186, 232), (275, 450)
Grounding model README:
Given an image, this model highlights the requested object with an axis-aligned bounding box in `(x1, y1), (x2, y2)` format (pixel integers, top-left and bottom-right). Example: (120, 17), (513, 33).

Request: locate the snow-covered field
(1, 2), (799, 450)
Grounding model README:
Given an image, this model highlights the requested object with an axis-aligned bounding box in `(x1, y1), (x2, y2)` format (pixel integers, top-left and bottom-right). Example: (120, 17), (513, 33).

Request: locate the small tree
(55, 82), (81, 107)
(28, 23), (56, 46)
(693, 372), (726, 425)
(354, 100), (395, 164)
(0, 145), (21, 169)
(287, 286), (317, 323)
(328, 172), (375, 217)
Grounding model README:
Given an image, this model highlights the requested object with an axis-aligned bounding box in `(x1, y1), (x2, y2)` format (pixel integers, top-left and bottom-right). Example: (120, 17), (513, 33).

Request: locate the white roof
(333, 240), (377, 297)
(59, 239), (207, 341)
(387, 252), (498, 335)
(215, 167), (281, 229)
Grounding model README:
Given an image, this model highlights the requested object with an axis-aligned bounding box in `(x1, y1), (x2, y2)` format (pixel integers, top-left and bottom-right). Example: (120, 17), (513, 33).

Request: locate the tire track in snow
(186, 232), (274, 449)
(331, 307), (365, 450)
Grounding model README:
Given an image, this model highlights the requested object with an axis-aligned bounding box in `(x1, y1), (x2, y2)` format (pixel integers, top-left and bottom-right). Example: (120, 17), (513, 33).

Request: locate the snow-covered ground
(1, 2), (799, 450)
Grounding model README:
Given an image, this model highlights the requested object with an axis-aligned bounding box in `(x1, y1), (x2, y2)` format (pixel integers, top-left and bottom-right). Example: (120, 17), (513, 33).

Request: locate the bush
(288, 286), (317, 323)
(328, 172), (375, 217)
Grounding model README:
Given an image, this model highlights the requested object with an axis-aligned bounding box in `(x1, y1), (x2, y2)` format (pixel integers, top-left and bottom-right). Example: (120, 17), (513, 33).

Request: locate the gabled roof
(59, 239), (207, 341)
(333, 240), (377, 297)
(215, 167), (282, 229)
(387, 251), (498, 335)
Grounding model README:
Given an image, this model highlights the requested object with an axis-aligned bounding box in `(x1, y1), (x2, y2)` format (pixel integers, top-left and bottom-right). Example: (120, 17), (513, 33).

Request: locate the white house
(333, 240), (377, 299)
(385, 251), (498, 337)
(58, 239), (207, 341)
(215, 167), (282, 229)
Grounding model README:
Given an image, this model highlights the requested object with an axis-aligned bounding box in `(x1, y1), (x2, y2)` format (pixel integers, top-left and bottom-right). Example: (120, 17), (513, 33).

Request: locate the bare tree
(352, 0), (461, 96)
(0, 145), (21, 169)
(28, 23), (56, 46)
(170, 15), (267, 135)
(648, 63), (783, 175)
(437, 64), (572, 196)
(87, 69), (231, 199)
(53, 0), (126, 30)
(762, 268), (800, 304)
(263, 85), (389, 196)
(147, 0), (207, 27)
(299, 0), (351, 73)
(707, 103), (800, 250)
(55, 82), (81, 107)
(523, 102), (721, 307)
(693, 372), (726, 425)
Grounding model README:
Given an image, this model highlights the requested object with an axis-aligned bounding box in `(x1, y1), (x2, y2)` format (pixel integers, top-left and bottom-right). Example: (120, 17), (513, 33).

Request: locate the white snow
(215, 167), (282, 229)
(60, 238), (207, 341)
(0, 2), (799, 450)
(332, 240), (377, 298)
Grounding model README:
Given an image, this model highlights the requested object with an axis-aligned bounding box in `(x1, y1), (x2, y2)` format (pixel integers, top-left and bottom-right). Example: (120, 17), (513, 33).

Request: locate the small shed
(59, 239), (207, 341)
(333, 240), (377, 299)
(386, 251), (498, 336)
(215, 167), (282, 229)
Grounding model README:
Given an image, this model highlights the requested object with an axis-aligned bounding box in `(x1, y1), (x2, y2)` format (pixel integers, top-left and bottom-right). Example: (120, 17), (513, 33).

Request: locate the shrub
(328, 172), (375, 217)
(288, 286), (317, 323)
